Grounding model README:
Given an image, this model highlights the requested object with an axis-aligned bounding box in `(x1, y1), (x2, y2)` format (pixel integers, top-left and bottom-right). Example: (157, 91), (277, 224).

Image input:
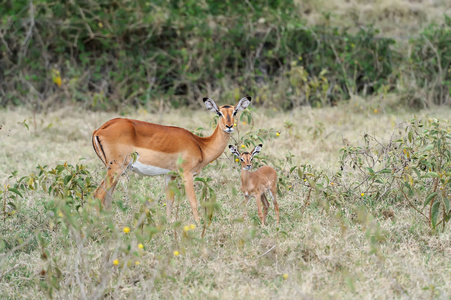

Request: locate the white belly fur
(131, 160), (171, 176)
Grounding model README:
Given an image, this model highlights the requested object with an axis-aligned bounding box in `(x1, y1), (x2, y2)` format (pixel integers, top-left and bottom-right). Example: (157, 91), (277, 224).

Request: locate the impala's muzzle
(243, 165), (251, 170)
(225, 125), (234, 133)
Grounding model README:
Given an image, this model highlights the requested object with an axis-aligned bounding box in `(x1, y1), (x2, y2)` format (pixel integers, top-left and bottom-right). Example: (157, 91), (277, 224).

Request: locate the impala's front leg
(182, 172), (200, 223)
(165, 175), (177, 220)
(243, 195), (251, 219)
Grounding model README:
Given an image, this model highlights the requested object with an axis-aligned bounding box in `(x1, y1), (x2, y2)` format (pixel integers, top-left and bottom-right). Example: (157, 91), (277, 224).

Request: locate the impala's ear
(228, 145), (241, 158)
(233, 96), (251, 116)
(203, 98), (222, 116)
(251, 144), (263, 157)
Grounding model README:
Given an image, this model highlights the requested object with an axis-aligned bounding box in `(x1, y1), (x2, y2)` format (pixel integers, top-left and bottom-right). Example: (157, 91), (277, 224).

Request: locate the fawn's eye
(240, 158), (244, 162)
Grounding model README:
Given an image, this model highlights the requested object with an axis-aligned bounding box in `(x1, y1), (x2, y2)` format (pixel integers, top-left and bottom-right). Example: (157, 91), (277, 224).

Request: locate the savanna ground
(1, 98), (450, 299)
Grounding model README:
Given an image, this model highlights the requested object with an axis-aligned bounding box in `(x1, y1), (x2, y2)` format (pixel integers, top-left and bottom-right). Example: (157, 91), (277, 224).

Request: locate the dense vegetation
(1, 0), (450, 110)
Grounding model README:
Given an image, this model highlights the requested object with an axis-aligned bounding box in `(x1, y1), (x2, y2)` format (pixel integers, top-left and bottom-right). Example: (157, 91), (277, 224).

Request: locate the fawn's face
(229, 144), (262, 171)
(239, 152), (254, 170)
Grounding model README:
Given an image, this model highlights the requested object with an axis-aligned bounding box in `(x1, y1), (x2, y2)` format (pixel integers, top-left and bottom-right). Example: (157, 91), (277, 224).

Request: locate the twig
(20, 0), (35, 59)
(228, 244), (276, 266)
(399, 184), (427, 219)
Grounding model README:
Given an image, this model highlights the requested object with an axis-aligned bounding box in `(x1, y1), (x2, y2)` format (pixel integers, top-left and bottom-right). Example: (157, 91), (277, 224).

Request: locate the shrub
(0, 0), (404, 110)
(401, 15), (451, 107)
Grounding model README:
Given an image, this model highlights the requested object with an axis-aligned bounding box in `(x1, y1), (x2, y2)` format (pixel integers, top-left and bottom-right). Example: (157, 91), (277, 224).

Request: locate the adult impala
(229, 144), (279, 225)
(92, 97), (251, 222)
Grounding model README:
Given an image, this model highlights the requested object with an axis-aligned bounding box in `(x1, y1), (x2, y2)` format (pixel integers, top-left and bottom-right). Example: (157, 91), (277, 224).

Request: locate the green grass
(1, 103), (450, 298)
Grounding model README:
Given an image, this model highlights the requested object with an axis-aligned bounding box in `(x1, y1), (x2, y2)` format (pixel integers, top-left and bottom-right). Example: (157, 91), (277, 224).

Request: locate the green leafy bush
(401, 15), (451, 107)
(0, 0), (410, 110)
(335, 117), (451, 231)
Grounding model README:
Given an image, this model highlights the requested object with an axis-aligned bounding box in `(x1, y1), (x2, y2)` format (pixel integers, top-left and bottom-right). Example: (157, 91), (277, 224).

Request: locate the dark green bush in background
(0, 0), (449, 110)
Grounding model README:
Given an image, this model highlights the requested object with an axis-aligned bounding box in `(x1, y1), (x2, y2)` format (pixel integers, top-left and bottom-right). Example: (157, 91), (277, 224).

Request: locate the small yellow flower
(241, 144), (245, 148)
(123, 227), (130, 234)
(113, 259), (119, 266)
(283, 273), (289, 280)
(303, 179), (306, 182)
(276, 132), (280, 137)
(163, 203), (166, 206)
(54, 76), (62, 87)
(52, 69), (62, 87)
(374, 109), (378, 114)
(234, 123), (237, 127)
(189, 224), (196, 230)
(135, 261), (140, 266)
(361, 193), (365, 197)
(138, 243), (144, 249)
(330, 182), (334, 185)
(235, 158), (239, 162)
(183, 225), (189, 232)
(173, 250), (180, 256)
(98, 22), (103, 28)
(58, 212), (64, 218)
(242, 121), (247, 125)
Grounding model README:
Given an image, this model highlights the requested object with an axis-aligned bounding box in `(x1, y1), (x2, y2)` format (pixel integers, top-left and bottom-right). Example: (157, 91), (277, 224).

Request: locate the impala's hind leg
(94, 165), (123, 208)
(261, 193), (270, 225)
(269, 187), (279, 224)
(256, 194), (266, 225)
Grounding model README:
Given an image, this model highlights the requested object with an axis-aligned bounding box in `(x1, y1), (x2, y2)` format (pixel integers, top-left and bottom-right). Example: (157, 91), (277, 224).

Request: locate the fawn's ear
(251, 144), (263, 157)
(228, 145), (241, 158)
(203, 98), (222, 116)
(233, 96), (251, 116)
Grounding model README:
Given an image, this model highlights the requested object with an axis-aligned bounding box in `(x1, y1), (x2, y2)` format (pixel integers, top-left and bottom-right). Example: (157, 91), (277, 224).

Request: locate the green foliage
(402, 16), (451, 107)
(3, 0), (446, 110)
(335, 117), (451, 231)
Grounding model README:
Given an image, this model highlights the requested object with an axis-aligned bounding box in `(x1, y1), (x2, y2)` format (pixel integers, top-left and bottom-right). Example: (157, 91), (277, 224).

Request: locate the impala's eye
(240, 158), (244, 162)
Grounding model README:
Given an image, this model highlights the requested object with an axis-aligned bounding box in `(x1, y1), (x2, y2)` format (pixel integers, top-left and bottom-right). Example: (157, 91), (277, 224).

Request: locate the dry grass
(298, 0), (451, 37)
(1, 102), (451, 299)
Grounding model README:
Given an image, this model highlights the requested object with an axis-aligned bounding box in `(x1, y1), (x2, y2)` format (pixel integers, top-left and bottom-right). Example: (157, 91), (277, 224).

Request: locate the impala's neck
(198, 123), (231, 165)
(240, 168), (253, 187)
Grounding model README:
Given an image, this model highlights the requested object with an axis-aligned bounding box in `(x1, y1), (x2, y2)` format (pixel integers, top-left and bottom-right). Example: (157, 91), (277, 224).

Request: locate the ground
(0, 101), (450, 298)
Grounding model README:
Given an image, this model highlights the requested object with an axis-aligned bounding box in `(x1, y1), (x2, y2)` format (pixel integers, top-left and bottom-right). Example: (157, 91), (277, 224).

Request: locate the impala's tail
(92, 132), (108, 166)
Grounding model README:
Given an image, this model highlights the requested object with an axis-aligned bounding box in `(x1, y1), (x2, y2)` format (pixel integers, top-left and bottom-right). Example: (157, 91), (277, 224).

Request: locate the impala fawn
(229, 144), (279, 225)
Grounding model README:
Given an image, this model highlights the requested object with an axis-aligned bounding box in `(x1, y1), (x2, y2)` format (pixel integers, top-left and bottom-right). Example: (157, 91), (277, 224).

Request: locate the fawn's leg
(269, 188), (279, 224)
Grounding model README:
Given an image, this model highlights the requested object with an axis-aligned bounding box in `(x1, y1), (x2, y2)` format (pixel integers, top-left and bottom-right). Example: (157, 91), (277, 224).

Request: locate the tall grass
(1, 105), (450, 298)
